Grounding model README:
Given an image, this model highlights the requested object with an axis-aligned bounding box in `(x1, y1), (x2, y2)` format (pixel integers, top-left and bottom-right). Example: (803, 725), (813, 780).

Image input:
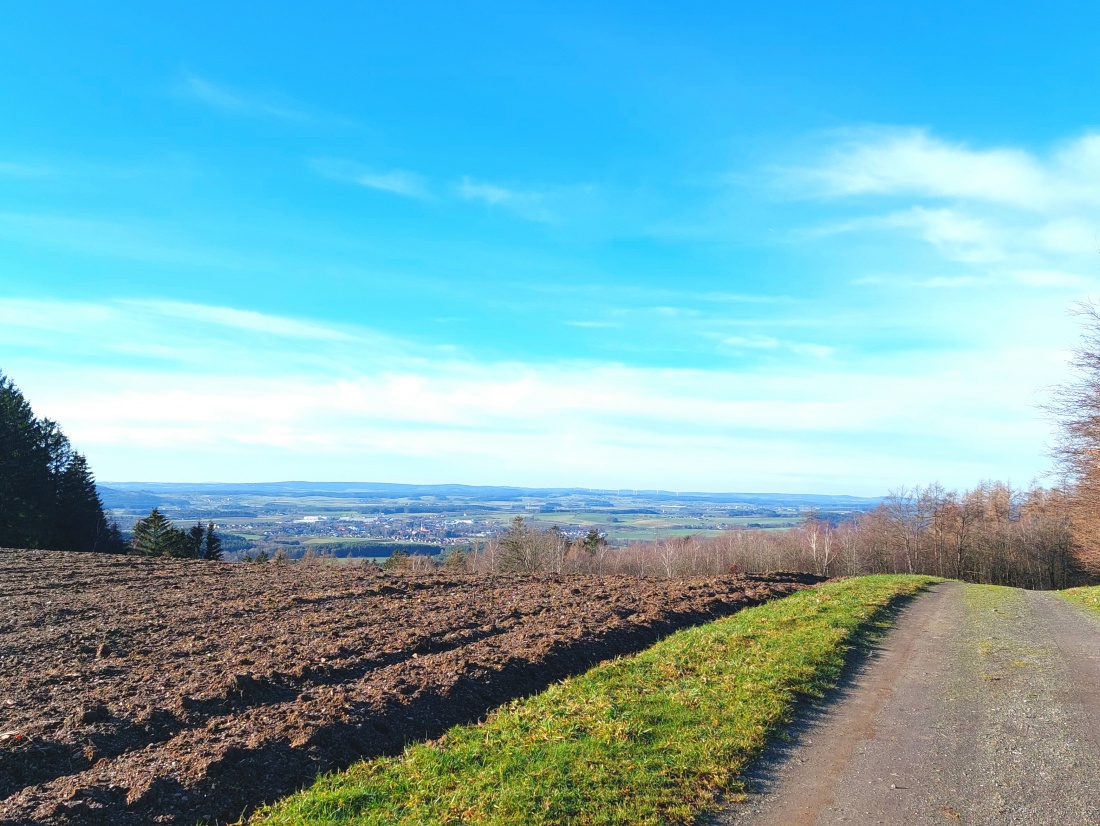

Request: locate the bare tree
(1047, 301), (1100, 576)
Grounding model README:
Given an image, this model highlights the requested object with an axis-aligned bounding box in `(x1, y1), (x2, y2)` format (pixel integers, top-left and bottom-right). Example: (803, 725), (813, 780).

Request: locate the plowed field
(0, 550), (816, 825)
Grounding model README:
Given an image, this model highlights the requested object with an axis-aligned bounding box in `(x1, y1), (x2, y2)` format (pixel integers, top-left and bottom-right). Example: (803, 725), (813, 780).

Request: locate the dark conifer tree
(203, 522), (223, 560)
(131, 508), (192, 557)
(0, 371), (122, 552)
(54, 454), (115, 552)
(189, 523), (206, 557)
(0, 374), (50, 548)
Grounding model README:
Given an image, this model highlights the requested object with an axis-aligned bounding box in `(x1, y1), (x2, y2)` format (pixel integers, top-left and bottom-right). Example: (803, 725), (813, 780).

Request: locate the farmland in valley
(97, 481), (879, 560)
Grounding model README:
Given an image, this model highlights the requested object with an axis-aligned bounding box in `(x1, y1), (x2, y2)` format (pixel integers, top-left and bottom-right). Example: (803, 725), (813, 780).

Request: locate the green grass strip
(1058, 585), (1100, 617)
(251, 575), (935, 826)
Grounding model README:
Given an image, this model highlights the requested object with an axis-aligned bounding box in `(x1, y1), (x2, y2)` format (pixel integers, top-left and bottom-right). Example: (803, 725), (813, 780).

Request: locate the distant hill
(98, 481), (882, 510)
(97, 486), (189, 511)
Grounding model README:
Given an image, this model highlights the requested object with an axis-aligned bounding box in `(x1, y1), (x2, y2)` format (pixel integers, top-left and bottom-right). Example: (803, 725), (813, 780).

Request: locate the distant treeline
(458, 484), (1090, 590)
(623, 483), (1086, 590)
(317, 541), (443, 557)
(0, 372), (124, 553)
(216, 536), (446, 560)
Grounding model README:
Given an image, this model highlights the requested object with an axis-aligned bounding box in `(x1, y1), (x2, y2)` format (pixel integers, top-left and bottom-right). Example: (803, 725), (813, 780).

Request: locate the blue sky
(2, 1), (1099, 493)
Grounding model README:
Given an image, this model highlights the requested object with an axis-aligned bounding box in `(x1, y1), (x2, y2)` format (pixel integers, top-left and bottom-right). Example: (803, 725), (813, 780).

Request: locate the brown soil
(0, 550), (816, 825)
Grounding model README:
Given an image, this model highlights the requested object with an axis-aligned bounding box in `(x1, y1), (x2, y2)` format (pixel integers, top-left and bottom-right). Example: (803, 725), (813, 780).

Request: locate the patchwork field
(0, 550), (815, 825)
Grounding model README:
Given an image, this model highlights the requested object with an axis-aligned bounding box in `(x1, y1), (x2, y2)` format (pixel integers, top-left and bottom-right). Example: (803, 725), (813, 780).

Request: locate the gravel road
(711, 581), (1100, 826)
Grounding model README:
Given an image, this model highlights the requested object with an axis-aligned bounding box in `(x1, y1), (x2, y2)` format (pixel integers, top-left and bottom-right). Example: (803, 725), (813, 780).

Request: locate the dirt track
(714, 582), (1100, 826)
(0, 550), (813, 825)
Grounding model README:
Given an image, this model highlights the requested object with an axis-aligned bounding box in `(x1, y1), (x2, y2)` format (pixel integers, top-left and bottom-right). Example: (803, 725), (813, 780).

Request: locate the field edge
(250, 574), (937, 826)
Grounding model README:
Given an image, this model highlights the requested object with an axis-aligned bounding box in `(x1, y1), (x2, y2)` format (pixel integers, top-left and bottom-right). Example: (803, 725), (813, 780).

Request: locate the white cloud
(457, 177), (556, 222)
(1013, 269), (1091, 289)
(0, 297), (1061, 492)
(918, 275), (990, 288)
(309, 158), (430, 199)
(723, 335), (780, 349)
(790, 343), (835, 359)
(455, 177), (599, 223)
(564, 320), (621, 329)
(797, 127), (1100, 211)
(0, 297), (412, 375)
(885, 207), (1006, 264)
(721, 334), (833, 358)
(178, 74), (307, 121)
(123, 300), (362, 342)
(791, 128), (1100, 296)
(355, 170), (429, 198)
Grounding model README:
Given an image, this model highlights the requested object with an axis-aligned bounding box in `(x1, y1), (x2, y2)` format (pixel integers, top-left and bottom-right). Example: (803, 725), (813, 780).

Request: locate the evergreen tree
(189, 523), (206, 557)
(383, 548), (409, 570)
(0, 374), (49, 547)
(202, 522), (223, 560)
(131, 508), (192, 557)
(0, 370), (122, 552)
(54, 454), (115, 552)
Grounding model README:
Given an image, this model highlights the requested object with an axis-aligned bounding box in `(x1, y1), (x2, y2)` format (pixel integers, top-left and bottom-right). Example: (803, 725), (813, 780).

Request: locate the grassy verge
(251, 575), (935, 826)
(1058, 585), (1100, 617)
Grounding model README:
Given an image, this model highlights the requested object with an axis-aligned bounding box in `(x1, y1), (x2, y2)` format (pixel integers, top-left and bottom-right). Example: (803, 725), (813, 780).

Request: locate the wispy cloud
(457, 177), (557, 222)
(1013, 269), (1091, 289)
(918, 275), (990, 289)
(123, 300), (362, 342)
(789, 128), (1100, 294)
(792, 127), (1100, 210)
(721, 334), (835, 359)
(309, 158), (430, 199)
(722, 334), (780, 349)
(3, 297), (1058, 491)
(564, 320), (622, 329)
(310, 163), (600, 218)
(0, 297), (406, 375)
(456, 177), (601, 223)
(177, 74), (309, 121)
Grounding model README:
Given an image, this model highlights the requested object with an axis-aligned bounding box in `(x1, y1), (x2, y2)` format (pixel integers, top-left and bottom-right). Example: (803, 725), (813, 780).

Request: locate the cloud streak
(0, 297), (1060, 492)
(309, 158), (430, 199)
(790, 127), (1100, 294)
(456, 177), (557, 222)
(795, 127), (1100, 211)
(177, 74), (310, 121)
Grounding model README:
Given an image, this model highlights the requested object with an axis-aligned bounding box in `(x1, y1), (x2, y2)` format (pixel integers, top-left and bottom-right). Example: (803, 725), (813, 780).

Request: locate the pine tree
(54, 454), (114, 552)
(383, 549), (409, 570)
(203, 522), (223, 560)
(131, 508), (191, 557)
(189, 523), (206, 557)
(0, 373), (50, 548)
(0, 371), (122, 552)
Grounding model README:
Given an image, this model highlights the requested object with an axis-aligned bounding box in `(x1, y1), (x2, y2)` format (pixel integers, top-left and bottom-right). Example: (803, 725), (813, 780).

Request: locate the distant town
(98, 481), (881, 561)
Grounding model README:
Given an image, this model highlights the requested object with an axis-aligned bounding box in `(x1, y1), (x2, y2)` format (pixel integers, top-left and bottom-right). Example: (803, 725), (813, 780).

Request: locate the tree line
(622, 481), (1082, 589)
(1, 370), (224, 559)
(0, 371), (124, 552)
(130, 507), (223, 559)
(450, 482), (1087, 590)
